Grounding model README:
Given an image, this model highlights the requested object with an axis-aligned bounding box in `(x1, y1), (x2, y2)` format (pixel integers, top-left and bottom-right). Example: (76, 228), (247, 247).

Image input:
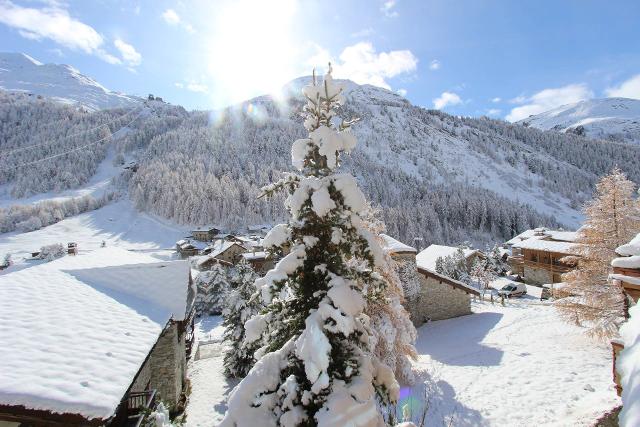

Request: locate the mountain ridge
(517, 97), (640, 145)
(0, 52), (141, 112)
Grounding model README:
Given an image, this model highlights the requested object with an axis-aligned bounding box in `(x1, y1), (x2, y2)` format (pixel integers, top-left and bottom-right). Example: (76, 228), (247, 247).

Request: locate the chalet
(506, 228), (578, 285)
(209, 241), (246, 264)
(67, 242), (78, 255)
(191, 227), (221, 242)
(610, 233), (640, 398)
(381, 235), (479, 326)
(0, 248), (195, 427)
(176, 239), (199, 259)
(240, 251), (273, 275)
(195, 254), (233, 271)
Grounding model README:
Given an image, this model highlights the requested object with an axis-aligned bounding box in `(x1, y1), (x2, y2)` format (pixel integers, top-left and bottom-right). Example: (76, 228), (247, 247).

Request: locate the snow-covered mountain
(0, 53), (140, 111)
(2, 71), (639, 247)
(517, 97), (640, 145)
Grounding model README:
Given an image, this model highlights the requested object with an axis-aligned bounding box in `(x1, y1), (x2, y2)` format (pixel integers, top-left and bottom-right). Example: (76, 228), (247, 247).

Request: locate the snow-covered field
(184, 301), (620, 426)
(0, 198), (189, 272)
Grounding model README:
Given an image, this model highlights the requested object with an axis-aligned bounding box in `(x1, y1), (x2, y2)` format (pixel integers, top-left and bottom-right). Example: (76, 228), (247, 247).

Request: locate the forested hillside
(1, 80), (639, 247)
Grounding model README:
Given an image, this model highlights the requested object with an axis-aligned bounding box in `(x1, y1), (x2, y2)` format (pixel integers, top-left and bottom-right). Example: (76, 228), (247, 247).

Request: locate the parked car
(498, 283), (527, 297)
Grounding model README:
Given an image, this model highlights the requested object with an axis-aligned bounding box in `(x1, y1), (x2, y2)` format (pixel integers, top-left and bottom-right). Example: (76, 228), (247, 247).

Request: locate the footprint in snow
(80, 381), (90, 387)
(584, 384), (595, 392)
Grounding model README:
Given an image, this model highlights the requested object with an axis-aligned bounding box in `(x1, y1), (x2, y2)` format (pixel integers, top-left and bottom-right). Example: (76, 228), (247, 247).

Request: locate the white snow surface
(0, 53), (140, 111)
(618, 301), (640, 426)
(181, 297), (619, 426)
(616, 233), (640, 257)
(518, 97), (640, 145)
(0, 247), (191, 420)
(512, 238), (578, 253)
(612, 255), (640, 269)
(416, 245), (478, 271)
(405, 299), (620, 426)
(380, 233), (417, 254)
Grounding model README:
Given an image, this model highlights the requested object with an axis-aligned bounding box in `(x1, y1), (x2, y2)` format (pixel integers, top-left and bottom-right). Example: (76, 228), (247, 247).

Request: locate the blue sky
(1, 0), (639, 119)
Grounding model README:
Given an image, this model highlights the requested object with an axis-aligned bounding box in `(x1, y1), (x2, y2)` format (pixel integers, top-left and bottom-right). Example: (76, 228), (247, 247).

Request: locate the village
(0, 10), (639, 424)
(0, 210), (637, 425)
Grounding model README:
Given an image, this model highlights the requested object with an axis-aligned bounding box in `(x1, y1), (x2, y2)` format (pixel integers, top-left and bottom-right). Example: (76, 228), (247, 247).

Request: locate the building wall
(413, 274), (472, 324)
(149, 323), (186, 409)
(128, 323), (187, 409)
(390, 252), (472, 326)
(523, 265), (553, 285)
(216, 245), (245, 264)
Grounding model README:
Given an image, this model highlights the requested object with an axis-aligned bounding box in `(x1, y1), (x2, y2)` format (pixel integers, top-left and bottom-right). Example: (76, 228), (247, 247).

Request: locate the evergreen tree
(486, 244), (508, 277)
(557, 168), (640, 338)
(221, 67), (399, 426)
(222, 259), (261, 378)
(194, 263), (230, 316)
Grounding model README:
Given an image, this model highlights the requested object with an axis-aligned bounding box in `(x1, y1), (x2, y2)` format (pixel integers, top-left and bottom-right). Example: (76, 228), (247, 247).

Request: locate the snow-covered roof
(546, 230), (578, 242)
(416, 245), (478, 271)
(512, 238), (577, 254)
(617, 233), (640, 257)
(379, 234), (417, 254)
(612, 256), (640, 270)
(0, 247), (192, 421)
(618, 298), (640, 426)
(209, 241), (244, 259)
(505, 228), (577, 246)
(241, 251), (267, 260)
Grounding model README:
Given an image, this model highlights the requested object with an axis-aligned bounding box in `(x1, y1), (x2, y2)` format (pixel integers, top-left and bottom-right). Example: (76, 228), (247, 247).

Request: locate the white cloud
(491, 97), (501, 103)
(433, 92), (462, 109)
(114, 38), (141, 67)
(506, 83), (593, 122)
(175, 81), (208, 93)
(162, 8), (194, 33)
(308, 42), (417, 90)
(0, 0), (134, 66)
(486, 108), (501, 116)
(605, 74), (640, 99)
(381, 0), (398, 17)
(397, 88), (407, 96)
(162, 9), (181, 25)
(0, 0), (103, 54)
(429, 59), (440, 70)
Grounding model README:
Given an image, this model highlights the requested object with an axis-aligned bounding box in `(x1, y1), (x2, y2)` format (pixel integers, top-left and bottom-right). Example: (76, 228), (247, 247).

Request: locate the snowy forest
(1, 83), (639, 247)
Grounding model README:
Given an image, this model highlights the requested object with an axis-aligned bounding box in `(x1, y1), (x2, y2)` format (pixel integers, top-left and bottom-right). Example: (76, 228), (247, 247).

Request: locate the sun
(204, 0), (299, 108)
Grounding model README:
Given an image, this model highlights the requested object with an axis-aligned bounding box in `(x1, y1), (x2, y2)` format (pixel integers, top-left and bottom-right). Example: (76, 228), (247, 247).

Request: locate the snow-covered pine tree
(221, 67), (400, 426)
(435, 246), (471, 284)
(486, 244), (508, 277)
(222, 258), (262, 378)
(194, 263), (230, 316)
(557, 168), (640, 338)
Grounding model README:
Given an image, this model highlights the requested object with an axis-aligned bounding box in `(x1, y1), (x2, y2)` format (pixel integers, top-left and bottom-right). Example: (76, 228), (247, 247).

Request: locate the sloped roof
(512, 238), (577, 254)
(379, 234), (417, 254)
(0, 247), (191, 421)
(416, 245), (478, 271)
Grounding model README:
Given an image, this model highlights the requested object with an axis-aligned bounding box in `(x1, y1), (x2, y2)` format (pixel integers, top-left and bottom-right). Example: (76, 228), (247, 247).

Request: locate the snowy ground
(184, 316), (236, 427)
(184, 301), (620, 427)
(404, 299), (620, 426)
(0, 198), (190, 273)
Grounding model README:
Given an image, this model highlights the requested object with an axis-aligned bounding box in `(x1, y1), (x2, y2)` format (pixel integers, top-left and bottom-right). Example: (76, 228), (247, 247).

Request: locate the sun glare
(205, 0), (299, 108)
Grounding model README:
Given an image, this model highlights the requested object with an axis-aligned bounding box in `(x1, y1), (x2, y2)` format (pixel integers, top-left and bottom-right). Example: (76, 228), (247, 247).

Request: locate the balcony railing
(125, 389), (157, 427)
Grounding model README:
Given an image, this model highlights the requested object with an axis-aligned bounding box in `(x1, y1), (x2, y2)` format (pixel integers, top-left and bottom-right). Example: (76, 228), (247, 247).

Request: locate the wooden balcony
(124, 389), (157, 427)
(523, 259), (574, 273)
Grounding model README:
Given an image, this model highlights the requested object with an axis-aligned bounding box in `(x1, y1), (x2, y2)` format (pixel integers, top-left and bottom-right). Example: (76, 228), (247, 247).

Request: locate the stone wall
(412, 273), (472, 324)
(523, 265), (553, 285)
(391, 252), (472, 326)
(129, 322), (187, 409)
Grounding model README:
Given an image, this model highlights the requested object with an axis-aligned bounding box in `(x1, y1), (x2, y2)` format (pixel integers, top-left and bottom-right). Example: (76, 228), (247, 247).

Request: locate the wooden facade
(509, 248), (575, 284)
